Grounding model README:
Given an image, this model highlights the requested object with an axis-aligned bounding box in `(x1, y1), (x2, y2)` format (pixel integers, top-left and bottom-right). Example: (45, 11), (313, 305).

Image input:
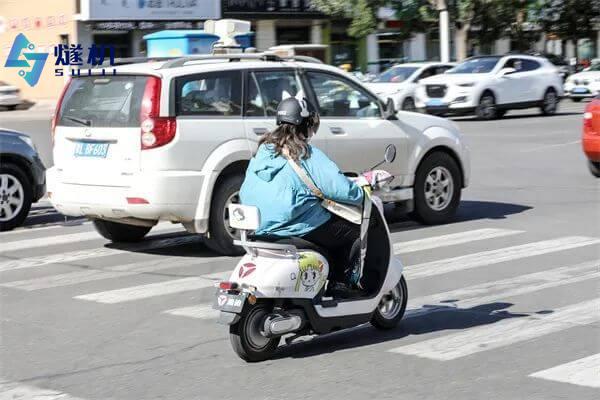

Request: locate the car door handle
(253, 127), (268, 135)
(330, 127), (345, 134)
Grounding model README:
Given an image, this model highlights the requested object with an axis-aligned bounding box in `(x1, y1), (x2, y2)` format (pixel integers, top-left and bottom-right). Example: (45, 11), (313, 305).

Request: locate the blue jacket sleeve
(303, 147), (364, 206)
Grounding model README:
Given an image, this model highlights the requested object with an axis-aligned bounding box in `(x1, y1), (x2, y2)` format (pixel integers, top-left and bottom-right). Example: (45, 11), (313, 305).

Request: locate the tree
(538, 0), (600, 60)
(508, 0), (542, 53)
(310, 0), (386, 38)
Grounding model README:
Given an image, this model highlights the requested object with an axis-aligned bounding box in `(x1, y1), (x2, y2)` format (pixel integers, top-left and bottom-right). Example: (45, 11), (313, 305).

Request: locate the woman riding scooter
(239, 92), (363, 295)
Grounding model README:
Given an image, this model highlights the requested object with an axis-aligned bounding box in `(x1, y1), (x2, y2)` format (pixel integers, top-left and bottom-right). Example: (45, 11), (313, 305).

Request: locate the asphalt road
(1, 101), (599, 400)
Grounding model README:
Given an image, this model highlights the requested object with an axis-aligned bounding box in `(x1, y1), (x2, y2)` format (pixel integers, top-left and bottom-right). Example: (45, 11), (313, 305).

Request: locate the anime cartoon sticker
(295, 253), (325, 292)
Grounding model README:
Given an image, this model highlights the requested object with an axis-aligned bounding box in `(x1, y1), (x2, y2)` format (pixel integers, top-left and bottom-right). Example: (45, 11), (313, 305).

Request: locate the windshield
(586, 63), (600, 71)
(448, 57), (501, 74)
(373, 66), (419, 82)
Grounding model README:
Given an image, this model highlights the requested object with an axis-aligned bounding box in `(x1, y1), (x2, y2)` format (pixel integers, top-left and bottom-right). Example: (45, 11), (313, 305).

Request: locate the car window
(374, 66), (418, 83)
(447, 57), (501, 73)
(417, 67), (445, 81)
(501, 58), (524, 72)
(306, 71), (381, 118)
(521, 59), (541, 71)
(176, 70), (242, 117)
(250, 70), (302, 117)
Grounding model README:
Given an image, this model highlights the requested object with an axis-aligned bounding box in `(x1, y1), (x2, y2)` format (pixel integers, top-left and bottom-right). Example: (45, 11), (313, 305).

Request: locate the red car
(583, 97), (600, 177)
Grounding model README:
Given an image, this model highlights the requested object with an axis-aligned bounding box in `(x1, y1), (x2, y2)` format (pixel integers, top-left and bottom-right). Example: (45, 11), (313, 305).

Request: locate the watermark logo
(4, 33), (48, 87)
(53, 43), (117, 77)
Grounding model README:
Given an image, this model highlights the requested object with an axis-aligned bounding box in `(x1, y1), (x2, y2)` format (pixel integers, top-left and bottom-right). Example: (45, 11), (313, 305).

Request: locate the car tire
(495, 109), (507, 119)
(413, 152), (462, 225)
(588, 161), (600, 178)
(401, 97), (416, 112)
(92, 219), (151, 242)
(475, 91), (497, 120)
(541, 88), (558, 116)
(6, 105), (18, 111)
(204, 174), (245, 256)
(571, 97), (582, 103)
(0, 163), (32, 231)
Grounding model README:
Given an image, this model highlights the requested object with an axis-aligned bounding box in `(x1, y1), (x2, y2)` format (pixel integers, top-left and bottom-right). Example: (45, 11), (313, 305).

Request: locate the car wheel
(204, 174), (245, 256)
(92, 219), (152, 242)
(401, 97), (416, 112)
(0, 163), (32, 231)
(495, 109), (507, 119)
(413, 152), (462, 225)
(541, 88), (558, 115)
(571, 97), (582, 103)
(6, 105), (18, 111)
(475, 91), (497, 120)
(588, 161), (600, 178)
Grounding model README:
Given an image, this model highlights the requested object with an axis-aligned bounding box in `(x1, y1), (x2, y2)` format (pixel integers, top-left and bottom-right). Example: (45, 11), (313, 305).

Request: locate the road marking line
(388, 298), (600, 360)
(0, 223), (183, 253)
(406, 236), (600, 279)
(0, 220), (90, 237)
(393, 228), (523, 254)
(74, 276), (219, 304)
(0, 235), (202, 273)
(0, 256), (231, 291)
(0, 381), (88, 400)
(521, 140), (581, 153)
(529, 353), (600, 388)
(163, 304), (220, 320)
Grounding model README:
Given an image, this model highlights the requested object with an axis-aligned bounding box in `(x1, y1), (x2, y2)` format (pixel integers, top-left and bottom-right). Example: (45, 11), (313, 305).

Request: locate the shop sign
(82, 0), (220, 21)
(222, 0), (323, 17)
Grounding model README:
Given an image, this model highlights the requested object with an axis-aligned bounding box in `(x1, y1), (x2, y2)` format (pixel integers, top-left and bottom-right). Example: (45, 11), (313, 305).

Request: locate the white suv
(47, 53), (470, 255)
(415, 55), (563, 120)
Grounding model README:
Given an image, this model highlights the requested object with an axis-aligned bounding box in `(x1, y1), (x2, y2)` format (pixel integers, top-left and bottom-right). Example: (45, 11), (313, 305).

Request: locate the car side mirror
(383, 97), (396, 119)
(499, 67), (517, 76)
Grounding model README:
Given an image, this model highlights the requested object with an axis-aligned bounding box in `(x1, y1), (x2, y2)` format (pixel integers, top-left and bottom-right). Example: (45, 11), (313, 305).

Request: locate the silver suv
(47, 53), (470, 255)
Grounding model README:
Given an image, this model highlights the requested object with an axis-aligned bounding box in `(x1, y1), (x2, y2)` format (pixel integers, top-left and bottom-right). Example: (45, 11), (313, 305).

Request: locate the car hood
(569, 71), (600, 80)
(365, 82), (408, 95)
(420, 73), (485, 86)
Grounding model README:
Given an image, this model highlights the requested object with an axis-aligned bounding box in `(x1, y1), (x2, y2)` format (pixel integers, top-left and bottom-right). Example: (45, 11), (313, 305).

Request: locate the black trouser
(302, 215), (360, 282)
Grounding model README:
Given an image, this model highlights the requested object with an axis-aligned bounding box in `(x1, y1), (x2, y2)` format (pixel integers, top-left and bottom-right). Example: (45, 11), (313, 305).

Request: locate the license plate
(74, 142), (109, 158)
(427, 99), (445, 106)
(572, 87), (589, 94)
(213, 291), (248, 313)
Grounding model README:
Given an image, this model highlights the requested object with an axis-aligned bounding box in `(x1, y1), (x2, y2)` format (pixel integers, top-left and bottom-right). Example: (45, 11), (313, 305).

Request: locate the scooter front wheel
(229, 303), (279, 362)
(371, 276), (408, 330)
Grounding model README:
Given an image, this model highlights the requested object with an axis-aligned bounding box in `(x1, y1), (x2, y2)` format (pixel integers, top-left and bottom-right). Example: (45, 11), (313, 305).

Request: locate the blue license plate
(573, 87), (589, 94)
(74, 142), (109, 158)
(427, 99), (445, 106)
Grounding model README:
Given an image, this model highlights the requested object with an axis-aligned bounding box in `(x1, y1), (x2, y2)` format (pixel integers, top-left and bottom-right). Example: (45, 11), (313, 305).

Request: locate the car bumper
(47, 167), (207, 227)
(582, 135), (600, 162)
(31, 155), (46, 202)
(0, 94), (22, 106)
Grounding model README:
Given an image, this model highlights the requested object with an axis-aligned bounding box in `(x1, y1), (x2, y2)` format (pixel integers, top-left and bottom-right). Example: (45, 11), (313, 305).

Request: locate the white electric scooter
(214, 145), (407, 362)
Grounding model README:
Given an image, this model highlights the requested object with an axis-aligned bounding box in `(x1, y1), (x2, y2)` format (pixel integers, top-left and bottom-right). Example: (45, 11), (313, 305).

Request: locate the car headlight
(18, 135), (36, 150)
(458, 82), (475, 87)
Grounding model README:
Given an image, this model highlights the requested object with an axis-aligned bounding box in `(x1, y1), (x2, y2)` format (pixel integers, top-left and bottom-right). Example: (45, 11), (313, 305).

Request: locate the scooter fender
(229, 250), (329, 299)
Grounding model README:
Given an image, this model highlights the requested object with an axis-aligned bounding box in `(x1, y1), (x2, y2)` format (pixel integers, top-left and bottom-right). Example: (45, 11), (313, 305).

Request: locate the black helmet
(276, 92), (315, 126)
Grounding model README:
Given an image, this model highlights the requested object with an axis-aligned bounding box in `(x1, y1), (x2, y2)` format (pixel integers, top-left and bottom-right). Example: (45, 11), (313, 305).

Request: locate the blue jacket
(240, 144), (363, 237)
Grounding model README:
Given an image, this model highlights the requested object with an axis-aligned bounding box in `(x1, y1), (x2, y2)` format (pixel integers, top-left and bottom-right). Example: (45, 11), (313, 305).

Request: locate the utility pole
(436, 0), (450, 62)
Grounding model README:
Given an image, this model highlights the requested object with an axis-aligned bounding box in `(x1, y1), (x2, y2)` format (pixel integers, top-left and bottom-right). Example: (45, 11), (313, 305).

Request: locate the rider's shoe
(326, 282), (364, 299)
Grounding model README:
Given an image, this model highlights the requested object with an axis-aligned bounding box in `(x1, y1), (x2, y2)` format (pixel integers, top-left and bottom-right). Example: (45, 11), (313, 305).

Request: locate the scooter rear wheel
(371, 276), (408, 330)
(229, 303), (279, 362)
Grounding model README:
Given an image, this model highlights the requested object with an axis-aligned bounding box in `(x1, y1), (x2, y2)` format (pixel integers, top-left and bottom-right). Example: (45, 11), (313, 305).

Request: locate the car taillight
(51, 79), (71, 145)
(140, 76), (176, 150)
(583, 111), (593, 131)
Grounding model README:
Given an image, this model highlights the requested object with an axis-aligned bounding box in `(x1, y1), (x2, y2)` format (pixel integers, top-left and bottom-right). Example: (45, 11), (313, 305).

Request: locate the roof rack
(160, 53), (283, 69)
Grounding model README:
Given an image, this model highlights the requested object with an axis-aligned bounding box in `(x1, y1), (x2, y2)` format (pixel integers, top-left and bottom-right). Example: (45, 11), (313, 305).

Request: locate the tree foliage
(311, 0), (386, 38)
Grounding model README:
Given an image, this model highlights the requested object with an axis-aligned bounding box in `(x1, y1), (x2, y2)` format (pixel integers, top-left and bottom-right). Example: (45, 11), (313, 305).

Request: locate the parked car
(582, 97), (600, 177)
(366, 62), (455, 112)
(0, 81), (22, 111)
(0, 129), (46, 230)
(415, 55), (563, 120)
(47, 53), (470, 255)
(564, 63), (600, 102)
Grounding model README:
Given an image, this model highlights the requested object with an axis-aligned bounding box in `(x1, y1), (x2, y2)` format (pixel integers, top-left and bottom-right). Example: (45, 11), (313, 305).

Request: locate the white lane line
(0, 223), (183, 253)
(0, 235), (201, 273)
(405, 260), (600, 318)
(0, 255), (231, 291)
(74, 276), (219, 304)
(167, 260), (599, 321)
(163, 304), (219, 320)
(529, 353), (600, 388)
(393, 228), (523, 254)
(0, 381), (88, 400)
(406, 236), (600, 279)
(0, 221), (90, 237)
(521, 140), (581, 153)
(389, 298), (600, 360)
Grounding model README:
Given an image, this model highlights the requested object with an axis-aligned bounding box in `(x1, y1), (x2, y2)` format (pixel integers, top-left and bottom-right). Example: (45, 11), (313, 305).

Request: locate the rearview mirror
(384, 144), (397, 163)
(383, 97), (397, 119)
(498, 67), (517, 76)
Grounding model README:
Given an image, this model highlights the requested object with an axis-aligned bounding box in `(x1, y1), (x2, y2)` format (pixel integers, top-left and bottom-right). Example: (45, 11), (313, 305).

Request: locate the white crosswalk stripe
(388, 298), (600, 360)
(0, 223), (183, 253)
(0, 381), (89, 400)
(163, 304), (220, 320)
(393, 228), (523, 254)
(406, 236), (600, 279)
(0, 235), (201, 273)
(529, 353), (600, 388)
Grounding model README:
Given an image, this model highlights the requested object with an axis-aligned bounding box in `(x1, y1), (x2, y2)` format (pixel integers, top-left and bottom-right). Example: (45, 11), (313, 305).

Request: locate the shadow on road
(273, 302), (542, 360)
(451, 110), (581, 122)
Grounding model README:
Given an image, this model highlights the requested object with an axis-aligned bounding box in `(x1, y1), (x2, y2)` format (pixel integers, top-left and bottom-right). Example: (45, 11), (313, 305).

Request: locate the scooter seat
(250, 235), (332, 260)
